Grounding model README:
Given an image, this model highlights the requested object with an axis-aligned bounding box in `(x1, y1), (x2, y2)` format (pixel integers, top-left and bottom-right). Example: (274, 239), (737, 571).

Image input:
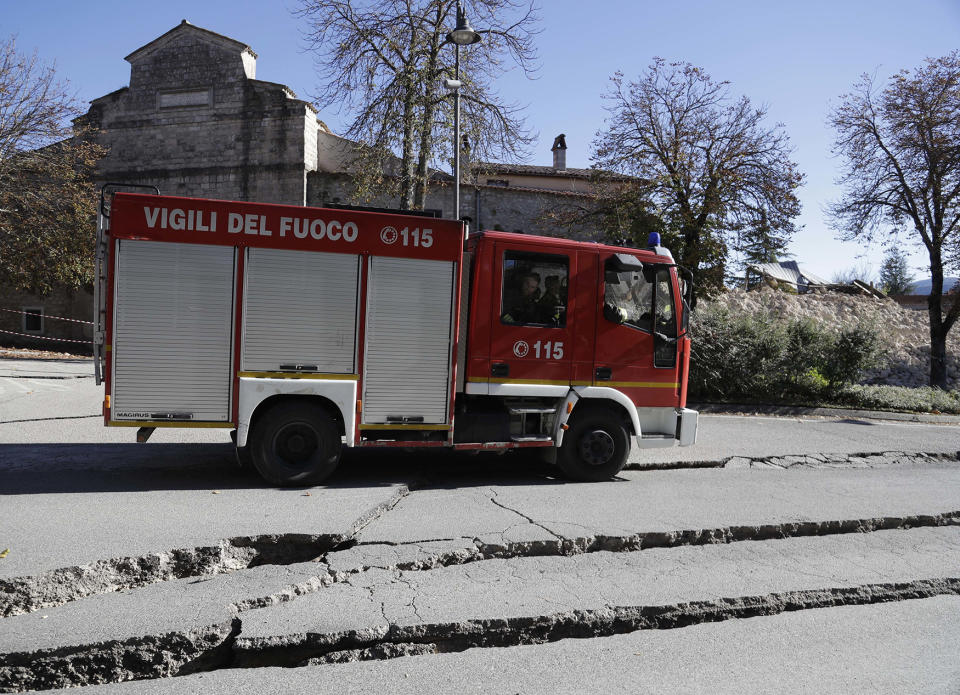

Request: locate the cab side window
(500, 251), (569, 327)
(654, 268), (678, 367)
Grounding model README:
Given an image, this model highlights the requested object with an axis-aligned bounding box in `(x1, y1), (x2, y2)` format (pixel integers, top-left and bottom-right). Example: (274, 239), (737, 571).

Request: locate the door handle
(595, 367), (612, 381)
(491, 362), (509, 378)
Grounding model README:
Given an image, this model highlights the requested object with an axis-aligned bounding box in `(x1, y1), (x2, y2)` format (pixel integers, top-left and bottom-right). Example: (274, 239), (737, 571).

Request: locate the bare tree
(829, 52), (960, 388)
(0, 36), (104, 295)
(830, 260), (876, 286)
(592, 60), (804, 299)
(295, 0), (538, 210)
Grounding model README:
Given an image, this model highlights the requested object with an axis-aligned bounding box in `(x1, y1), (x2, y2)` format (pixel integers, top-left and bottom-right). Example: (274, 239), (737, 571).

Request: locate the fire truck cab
(95, 191), (697, 486)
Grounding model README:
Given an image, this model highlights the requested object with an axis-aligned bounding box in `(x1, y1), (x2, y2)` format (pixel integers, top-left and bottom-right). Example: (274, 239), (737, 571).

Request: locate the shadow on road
(0, 443), (571, 495)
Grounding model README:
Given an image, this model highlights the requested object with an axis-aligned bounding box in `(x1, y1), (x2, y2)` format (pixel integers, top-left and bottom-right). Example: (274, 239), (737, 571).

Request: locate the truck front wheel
(558, 407), (630, 481)
(249, 402), (342, 487)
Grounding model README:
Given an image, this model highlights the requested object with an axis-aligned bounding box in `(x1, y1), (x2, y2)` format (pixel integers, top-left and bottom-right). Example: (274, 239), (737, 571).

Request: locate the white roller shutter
(112, 240), (235, 421)
(362, 256), (455, 424)
(242, 248), (359, 373)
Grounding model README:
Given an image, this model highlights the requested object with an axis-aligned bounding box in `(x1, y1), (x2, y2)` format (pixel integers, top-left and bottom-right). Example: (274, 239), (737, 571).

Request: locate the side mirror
(606, 253), (644, 272)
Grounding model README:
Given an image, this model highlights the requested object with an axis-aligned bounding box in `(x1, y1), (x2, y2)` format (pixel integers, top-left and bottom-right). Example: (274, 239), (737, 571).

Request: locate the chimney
(551, 133), (567, 171)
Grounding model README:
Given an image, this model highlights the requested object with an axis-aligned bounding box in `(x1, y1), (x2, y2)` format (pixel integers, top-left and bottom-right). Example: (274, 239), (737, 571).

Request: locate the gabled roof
(471, 161), (633, 182)
(124, 20), (257, 63)
(472, 162), (597, 180)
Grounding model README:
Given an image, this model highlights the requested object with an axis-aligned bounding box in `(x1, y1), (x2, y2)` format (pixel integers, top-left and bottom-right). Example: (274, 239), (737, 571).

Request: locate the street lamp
(444, 0), (482, 222)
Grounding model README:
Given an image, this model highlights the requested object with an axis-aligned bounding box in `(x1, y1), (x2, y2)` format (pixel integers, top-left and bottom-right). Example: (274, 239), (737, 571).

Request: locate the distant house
(745, 261), (829, 294)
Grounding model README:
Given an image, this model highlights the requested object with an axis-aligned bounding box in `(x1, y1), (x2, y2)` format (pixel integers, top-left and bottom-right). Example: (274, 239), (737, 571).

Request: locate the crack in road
(0, 415), (100, 424)
(0, 533), (343, 619)
(3, 452), (960, 691)
(4, 507), (960, 620)
(0, 484), (416, 619)
(488, 489), (564, 542)
(4, 577), (958, 692)
(270, 577), (960, 667)
(628, 450), (959, 471)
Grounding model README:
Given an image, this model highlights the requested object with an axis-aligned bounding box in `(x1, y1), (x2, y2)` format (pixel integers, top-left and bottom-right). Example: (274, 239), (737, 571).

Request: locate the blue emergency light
(647, 232), (661, 248)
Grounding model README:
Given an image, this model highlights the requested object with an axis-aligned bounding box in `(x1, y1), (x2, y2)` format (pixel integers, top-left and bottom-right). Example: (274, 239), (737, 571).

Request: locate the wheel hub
(579, 429), (616, 466)
(274, 423), (319, 465)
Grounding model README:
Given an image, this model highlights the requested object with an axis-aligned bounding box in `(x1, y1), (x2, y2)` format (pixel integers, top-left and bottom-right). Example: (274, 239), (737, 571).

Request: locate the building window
(500, 251), (569, 327)
(486, 179), (509, 187)
(23, 307), (43, 333)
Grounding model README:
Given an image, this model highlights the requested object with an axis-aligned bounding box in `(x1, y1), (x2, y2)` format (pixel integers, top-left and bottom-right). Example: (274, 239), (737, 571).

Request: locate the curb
(690, 402), (960, 425)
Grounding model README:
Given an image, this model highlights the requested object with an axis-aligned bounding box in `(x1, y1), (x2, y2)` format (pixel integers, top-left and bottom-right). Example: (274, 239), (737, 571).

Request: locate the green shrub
(689, 305), (888, 403)
(781, 319), (832, 395)
(835, 384), (960, 414)
(819, 323), (885, 391)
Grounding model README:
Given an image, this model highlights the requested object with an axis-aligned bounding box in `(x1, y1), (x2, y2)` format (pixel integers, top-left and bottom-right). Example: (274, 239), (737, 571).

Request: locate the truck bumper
(677, 407), (698, 446)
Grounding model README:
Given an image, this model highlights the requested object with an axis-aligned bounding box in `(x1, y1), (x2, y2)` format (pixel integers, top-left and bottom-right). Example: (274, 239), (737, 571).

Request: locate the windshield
(604, 265), (655, 332)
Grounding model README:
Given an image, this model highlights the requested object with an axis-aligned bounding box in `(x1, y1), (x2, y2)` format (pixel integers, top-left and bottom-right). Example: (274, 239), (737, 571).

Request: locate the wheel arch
(237, 378), (356, 447)
(250, 394), (345, 434)
(567, 386), (642, 440)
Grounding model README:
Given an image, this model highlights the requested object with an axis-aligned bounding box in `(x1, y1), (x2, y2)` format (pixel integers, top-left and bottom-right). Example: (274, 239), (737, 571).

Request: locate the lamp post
(444, 0), (481, 222)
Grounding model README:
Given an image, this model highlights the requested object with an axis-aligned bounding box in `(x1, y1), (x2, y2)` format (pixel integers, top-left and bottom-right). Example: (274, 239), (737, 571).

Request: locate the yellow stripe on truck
(237, 371), (359, 380)
(108, 421), (234, 428)
(469, 377), (574, 386)
(467, 378), (677, 388)
(359, 424), (451, 431)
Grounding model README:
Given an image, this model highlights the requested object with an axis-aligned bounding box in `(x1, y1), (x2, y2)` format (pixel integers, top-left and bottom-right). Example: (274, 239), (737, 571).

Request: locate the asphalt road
(1, 358), (959, 694)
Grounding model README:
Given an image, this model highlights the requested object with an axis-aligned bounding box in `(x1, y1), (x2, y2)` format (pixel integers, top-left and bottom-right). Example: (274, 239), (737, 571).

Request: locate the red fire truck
(94, 190), (697, 486)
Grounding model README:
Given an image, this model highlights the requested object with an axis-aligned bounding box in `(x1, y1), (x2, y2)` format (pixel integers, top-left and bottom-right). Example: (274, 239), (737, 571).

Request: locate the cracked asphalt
(1, 358), (960, 693)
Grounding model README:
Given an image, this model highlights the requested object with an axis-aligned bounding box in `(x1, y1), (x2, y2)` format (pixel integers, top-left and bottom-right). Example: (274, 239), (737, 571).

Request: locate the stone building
(83, 21), (320, 205)
(1, 21), (601, 351)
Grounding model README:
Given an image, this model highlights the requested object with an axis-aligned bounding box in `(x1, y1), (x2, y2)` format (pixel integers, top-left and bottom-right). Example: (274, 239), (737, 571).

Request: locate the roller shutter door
(242, 248), (359, 373)
(112, 240), (235, 421)
(362, 256), (455, 424)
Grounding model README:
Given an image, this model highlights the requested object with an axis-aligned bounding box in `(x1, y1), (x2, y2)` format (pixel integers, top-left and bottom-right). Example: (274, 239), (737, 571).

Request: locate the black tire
(249, 402), (342, 486)
(557, 406), (630, 481)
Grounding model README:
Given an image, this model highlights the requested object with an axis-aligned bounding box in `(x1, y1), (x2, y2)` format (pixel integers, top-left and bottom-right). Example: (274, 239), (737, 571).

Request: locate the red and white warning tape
(0, 329), (91, 344)
(0, 308), (93, 325)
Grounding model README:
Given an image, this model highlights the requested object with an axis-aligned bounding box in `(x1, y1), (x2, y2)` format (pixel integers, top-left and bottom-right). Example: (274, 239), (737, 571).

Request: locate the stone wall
(707, 288), (959, 390)
(0, 290), (94, 353)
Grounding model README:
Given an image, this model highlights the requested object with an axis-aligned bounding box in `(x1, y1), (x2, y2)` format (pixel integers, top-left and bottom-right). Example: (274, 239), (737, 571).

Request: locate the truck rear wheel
(558, 407), (630, 481)
(249, 402), (342, 487)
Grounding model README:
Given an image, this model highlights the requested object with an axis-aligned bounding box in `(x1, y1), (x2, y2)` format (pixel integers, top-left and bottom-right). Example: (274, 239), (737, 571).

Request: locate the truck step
(638, 432), (677, 450)
(508, 407), (556, 415)
(511, 435), (554, 442)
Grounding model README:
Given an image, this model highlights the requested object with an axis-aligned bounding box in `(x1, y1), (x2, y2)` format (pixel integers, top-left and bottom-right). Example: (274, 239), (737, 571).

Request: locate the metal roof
(747, 261), (828, 287)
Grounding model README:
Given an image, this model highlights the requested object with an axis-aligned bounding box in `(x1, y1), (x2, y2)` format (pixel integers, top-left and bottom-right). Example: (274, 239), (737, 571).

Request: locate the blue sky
(4, 0), (959, 281)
